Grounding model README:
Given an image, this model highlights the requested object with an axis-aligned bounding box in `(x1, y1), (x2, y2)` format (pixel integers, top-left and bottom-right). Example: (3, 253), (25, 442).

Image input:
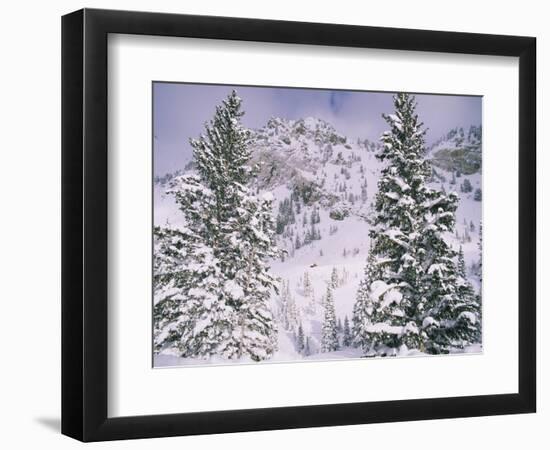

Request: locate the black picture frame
(62, 8), (536, 442)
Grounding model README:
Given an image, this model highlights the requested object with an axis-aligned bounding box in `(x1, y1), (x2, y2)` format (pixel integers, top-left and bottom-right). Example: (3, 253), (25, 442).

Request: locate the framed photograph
(62, 8), (536, 442)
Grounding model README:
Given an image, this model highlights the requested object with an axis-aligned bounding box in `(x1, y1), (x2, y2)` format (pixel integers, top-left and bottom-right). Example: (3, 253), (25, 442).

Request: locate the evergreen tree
(279, 280), (291, 330)
(457, 246), (467, 276)
(422, 236), (480, 353)
(461, 178), (473, 193)
(474, 188), (482, 201)
(330, 267), (339, 289)
(352, 93), (430, 354)
(477, 221), (483, 334)
(321, 286), (339, 352)
(154, 91), (278, 361)
(153, 225), (225, 356)
(303, 271), (313, 297)
(478, 221), (483, 284)
(310, 222), (318, 241)
(297, 322), (305, 352)
(351, 245), (377, 351)
(414, 186), (479, 352)
(343, 315), (352, 347)
(352, 93), (481, 355)
(229, 192), (280, 360)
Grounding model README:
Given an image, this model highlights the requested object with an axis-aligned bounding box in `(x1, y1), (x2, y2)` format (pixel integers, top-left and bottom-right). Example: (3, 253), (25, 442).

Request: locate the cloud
(329, 91), (349, 114)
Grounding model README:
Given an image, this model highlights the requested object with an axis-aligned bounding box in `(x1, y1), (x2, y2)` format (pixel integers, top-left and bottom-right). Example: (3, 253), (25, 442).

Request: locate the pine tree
(414, 183), (480, 352)
(478, 221), (483, 284)
(296, 322), (305, 353)
(457, 246), (467, 276)
(477, 221), (483, 334)
(330, 267), (339, 289)
(461, 178), (473, 193)
(321, 286), (339, 352)
(279, 280), (291, 330)
(352, 93), (430, 355)
(422, 237), (481, 353)
(303, 271), (316, 314)
(352, 92), (481, 356)
(474, 188), (482, 201)
(303, 271), (313, 297)
(154, 91), (278, 361)
(343, 315), (352, 347)
(229, 191), (280, 360)
(153, 225), (226, 356)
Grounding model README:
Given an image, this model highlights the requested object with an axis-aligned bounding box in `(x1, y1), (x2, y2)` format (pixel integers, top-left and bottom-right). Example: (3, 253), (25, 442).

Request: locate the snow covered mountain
(428, 125), (482, 175)
(154, 117), (482, 365)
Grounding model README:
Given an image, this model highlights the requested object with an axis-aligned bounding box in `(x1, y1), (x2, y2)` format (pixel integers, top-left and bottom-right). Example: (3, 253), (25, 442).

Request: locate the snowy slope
(154, 117), (482, 365)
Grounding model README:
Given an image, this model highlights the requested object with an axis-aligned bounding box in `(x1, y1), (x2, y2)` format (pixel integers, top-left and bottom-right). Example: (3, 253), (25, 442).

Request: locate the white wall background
(0, 1), (546, 448)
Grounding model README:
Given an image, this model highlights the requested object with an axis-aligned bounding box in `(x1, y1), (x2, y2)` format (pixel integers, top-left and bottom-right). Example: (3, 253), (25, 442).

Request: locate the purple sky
(153, 82), (481, 176)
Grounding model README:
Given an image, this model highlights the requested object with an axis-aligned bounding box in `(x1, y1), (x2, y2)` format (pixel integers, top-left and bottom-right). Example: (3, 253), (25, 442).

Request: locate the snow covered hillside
(154, 115), (482, 366)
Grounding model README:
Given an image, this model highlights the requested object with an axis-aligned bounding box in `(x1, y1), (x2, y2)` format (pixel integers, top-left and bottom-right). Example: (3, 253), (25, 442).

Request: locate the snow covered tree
(474, 187), (482, 201)
(343, 315), (352, 347)
(303, 271), (316, 314)
(280, 279), (300, 333)
(297, 322), (305, 352)
(330, 267), (339, 289)
(153, 225), (226, 356)
(478, 220), (483, 314)
(478, 221), (483, 284)
(154, 91), (278, 361)
(352, 246), (377, 350)
(303, 271), (313, 297)
(457, 246), (468, 277)
(461, 178), (473, 193)
(352, 92), (481, 356)
(227, 191), (280, 360)
(418, 197), (480, 353)
(352, 93), (431, 355)
(321, 286), (339, 352)
(279, 280), (291, 330)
